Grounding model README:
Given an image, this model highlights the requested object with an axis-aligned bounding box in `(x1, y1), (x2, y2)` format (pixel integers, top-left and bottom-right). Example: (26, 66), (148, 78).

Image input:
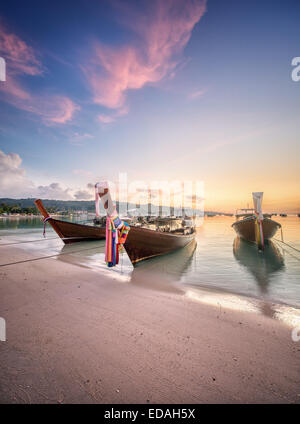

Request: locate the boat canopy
(95, 181), (114, 216)
(252, 192), (264, 221)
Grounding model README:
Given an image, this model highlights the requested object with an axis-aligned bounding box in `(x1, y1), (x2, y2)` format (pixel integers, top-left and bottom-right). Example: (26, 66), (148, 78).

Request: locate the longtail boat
(232, 192), (281, 249)
(96, 182), (196, 265)
(34, 199), (105, 243)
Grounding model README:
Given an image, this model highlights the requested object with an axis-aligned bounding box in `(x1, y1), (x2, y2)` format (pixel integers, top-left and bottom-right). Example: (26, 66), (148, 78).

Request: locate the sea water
(1, 215), (299, 309)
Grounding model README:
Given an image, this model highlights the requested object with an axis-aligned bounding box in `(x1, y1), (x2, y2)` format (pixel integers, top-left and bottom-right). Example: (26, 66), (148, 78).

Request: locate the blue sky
(0, 0), (299, 211)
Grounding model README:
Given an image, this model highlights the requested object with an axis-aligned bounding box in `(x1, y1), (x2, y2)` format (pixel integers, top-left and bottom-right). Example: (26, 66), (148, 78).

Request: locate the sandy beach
(0, 246), (299, 404)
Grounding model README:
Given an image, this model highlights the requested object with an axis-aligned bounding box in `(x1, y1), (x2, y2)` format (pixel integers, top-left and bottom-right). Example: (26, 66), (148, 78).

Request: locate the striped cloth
(105, 209), (130, 267)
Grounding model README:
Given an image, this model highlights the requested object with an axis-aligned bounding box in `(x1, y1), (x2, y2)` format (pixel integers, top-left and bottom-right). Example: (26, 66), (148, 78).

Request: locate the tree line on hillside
(0, 202), (58, 215)
(0, 198), (207, 216)
(0, 198), (96, 212)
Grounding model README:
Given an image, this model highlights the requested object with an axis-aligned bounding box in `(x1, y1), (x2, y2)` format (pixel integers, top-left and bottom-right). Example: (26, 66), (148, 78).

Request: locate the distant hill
(0, 198), (228, 216)
(0, 198), (96, 212)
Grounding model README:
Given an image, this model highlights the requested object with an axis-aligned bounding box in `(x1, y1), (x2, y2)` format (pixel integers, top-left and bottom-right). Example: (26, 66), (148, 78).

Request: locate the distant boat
(232, 192), (281, 249)
(96, 182), (196, 265)
(280, 213), (287, 217)
(34, 199), (105, 243)
(235, 209), (272, 219)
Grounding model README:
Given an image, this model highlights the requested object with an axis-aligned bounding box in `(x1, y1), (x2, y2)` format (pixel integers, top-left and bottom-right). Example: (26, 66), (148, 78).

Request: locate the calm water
(1, 215), (300, 308)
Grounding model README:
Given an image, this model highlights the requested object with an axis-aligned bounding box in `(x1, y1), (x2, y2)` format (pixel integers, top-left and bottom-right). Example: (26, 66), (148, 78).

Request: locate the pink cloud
(0, 76), (79, 124)
(84, 0), (206, 112)
(0, 22), (43, 75)
(188, 88), (207, 100)
(47, 97), (80, 124)
(0, 75), (31, 100)
(97, 104), (129, 125)
(0, 22), (78, 124)
(69, 132), (94, 146)
(98, 114), (115, 124)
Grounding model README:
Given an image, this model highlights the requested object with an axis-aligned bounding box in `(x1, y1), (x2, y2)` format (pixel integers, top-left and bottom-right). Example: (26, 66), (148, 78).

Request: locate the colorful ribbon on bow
(43, 216), (51, 237)
(255, 212), (264, 250)
(105, 210), (130, 267)
(252, 192), (264, 249)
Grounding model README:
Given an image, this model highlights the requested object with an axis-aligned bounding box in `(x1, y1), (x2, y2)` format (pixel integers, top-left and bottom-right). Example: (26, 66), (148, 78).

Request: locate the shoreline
(0, 214), (66, 219)
(0, 245), (299, 403)
(2, 233), (300, 313)
(185, 282), (300, 319)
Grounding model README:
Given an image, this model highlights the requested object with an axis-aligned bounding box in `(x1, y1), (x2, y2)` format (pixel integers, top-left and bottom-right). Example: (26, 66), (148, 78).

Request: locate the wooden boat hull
(124, 226), (196, 265)
(232, 217), (280, 244)
(35, 198), (195, 264)
(45, 218), (106, 244)
(34, 199), (105, 244)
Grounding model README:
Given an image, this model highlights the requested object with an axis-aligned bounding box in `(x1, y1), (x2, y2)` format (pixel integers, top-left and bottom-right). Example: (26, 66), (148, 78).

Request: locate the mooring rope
(271, 225), (300, 257)
(0, 236), (105, 247)
(0, 245), (104, 268)
(273, 240), (300, 263)
(273, 238), (300, 254)
(0, 236), (59, 246)
(43, 216), (51, 237)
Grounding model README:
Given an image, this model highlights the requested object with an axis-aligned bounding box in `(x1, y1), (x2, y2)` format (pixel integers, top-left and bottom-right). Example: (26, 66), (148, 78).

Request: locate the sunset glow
(0, 0), (299, 212)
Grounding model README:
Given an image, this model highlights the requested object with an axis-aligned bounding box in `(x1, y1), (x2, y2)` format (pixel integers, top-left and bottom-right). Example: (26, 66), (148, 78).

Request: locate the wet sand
(0, 246), (299, 403)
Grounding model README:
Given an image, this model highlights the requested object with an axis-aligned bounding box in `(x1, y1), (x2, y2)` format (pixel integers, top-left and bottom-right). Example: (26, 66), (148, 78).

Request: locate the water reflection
(233, 237), (285, 294)
(56, 240), (134, 282)
(56, 238), (197, 290)
(130, 239), (197, 293)
(1, 215), (299, 307)
(57, 241), (105, 267)
(0, 217), (43, 231)
(0, 215), (90, 233)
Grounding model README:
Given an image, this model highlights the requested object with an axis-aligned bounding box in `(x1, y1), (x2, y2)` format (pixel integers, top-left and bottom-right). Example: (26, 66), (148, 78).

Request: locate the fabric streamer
(255, 216), (264, 249)
(105, 209), (130, 267)
(95, 185), (101, 217)
(94, 182), (130, 267)
(253, 192), (264, 249)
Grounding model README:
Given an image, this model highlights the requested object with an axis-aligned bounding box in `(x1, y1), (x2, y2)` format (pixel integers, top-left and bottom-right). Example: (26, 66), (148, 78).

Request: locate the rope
(0, 245), (104, 268)
(0, 236), (59, 246)
(273, 238), (300, 254)
(43, 217), (51, 237)
(0, 236), (105, 247)
(273, 240), (300, 262)
(272, 225), (300, 261)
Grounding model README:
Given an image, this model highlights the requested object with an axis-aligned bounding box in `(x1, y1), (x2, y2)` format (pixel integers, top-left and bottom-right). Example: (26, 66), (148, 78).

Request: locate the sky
(0, 0), (299, 212)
